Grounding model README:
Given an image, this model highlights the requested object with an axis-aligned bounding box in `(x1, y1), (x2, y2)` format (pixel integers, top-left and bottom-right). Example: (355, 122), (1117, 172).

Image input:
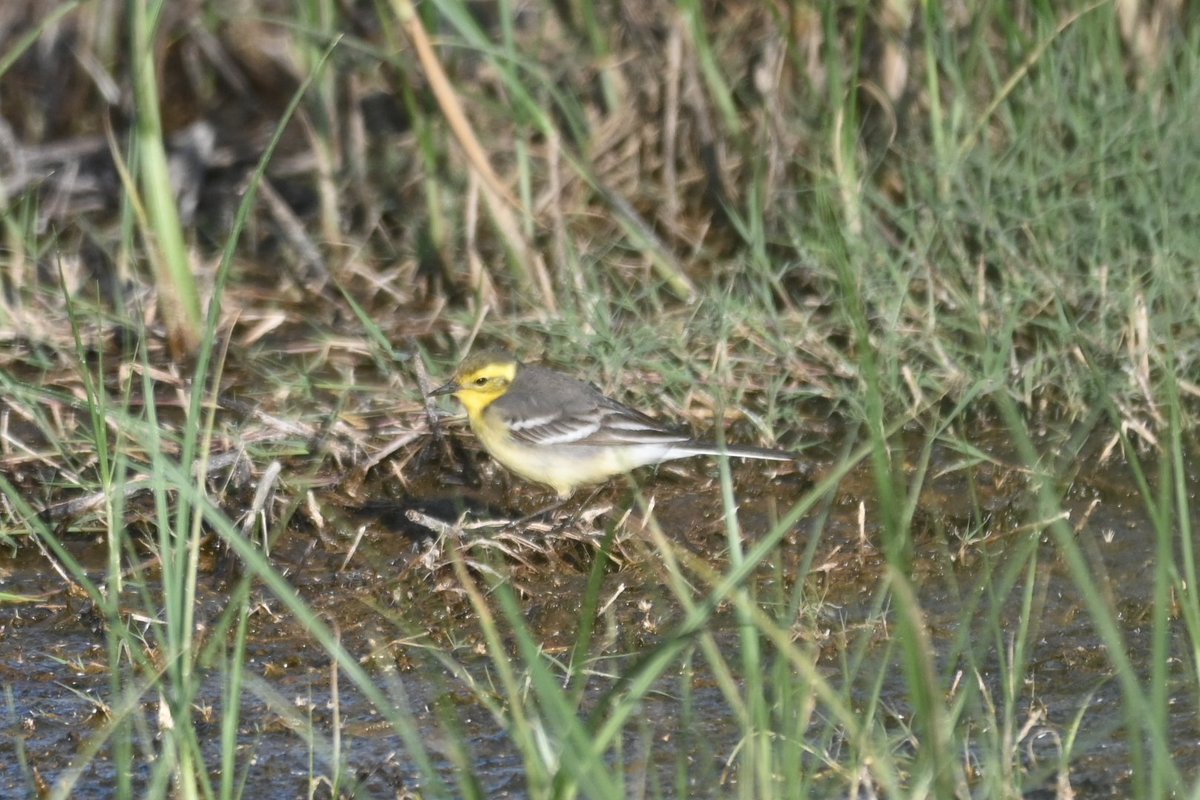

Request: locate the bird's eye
(474, 376), (489, 386)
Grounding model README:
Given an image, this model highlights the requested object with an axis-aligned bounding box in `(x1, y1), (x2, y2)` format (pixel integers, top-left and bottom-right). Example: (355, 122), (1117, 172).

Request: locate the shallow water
(1, 439), (1196, 798)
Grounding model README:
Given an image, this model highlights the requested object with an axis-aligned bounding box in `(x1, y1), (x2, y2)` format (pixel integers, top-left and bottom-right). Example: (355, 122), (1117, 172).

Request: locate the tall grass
(129, 0), (202, 356)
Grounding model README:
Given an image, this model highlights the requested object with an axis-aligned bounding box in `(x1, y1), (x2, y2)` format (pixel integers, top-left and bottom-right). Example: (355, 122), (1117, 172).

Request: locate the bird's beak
(429, 378), (460, 397)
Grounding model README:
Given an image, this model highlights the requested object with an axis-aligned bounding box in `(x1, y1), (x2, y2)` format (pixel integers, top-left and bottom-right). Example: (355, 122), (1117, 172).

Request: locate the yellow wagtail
(430, 350), (800, 498)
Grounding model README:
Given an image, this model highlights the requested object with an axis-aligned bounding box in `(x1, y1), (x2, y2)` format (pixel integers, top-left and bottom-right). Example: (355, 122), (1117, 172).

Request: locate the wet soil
(2, 437), (1196, 798)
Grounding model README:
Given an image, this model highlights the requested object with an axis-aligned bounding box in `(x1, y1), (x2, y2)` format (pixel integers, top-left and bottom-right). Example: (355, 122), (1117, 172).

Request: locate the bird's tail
(670, 441), (799, 462)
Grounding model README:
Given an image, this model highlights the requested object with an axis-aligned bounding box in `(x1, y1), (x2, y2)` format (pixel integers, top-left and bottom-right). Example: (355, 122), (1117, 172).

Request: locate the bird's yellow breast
(467, 406), (676, 497)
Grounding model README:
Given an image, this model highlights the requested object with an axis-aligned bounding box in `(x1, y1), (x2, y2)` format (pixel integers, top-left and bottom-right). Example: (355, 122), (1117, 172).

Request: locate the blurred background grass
(1, 0), (1192, 433)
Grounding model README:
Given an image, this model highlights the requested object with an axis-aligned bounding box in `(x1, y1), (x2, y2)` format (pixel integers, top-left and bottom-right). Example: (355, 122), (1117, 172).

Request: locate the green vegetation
(0, 1), (1196, 797)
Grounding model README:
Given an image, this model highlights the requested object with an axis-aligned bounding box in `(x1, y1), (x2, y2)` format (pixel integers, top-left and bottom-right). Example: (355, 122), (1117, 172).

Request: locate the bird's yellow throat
(448, 359), (518, 417)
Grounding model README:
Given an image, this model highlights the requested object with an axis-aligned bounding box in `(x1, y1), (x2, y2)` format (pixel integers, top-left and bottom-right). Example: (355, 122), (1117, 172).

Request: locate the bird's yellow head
(430, 350), (520, 416)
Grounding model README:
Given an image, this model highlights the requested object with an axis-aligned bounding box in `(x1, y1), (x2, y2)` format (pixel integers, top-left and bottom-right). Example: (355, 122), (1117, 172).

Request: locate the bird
(429, 349), (800, 498)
